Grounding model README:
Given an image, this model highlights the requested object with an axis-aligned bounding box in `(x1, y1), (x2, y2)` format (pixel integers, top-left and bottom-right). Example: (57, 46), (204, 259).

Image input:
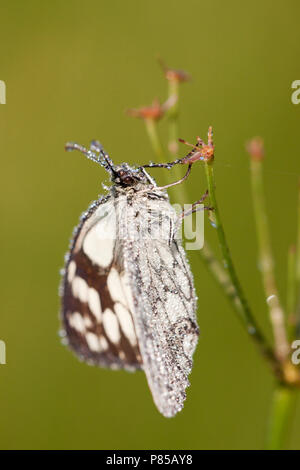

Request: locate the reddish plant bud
(179, 127), (215, 164)
(127, 96), (177, 122)
(165, 68), (191, 83)
(127, 99), (163, 121)
(158, 57), (191, 83)
(246, 137), (265, 161)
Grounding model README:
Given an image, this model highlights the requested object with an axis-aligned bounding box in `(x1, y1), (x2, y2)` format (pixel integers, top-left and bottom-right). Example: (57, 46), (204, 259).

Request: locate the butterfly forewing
(61, 197), (142, 370)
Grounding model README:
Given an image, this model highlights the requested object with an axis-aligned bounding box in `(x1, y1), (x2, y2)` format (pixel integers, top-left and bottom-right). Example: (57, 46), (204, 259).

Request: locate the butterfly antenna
(89, 140), (115, 173)
(65, 141), (115, 174)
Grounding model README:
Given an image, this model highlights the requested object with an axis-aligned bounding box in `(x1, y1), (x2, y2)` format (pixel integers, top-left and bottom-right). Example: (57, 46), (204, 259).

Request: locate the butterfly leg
(139, 164), (193, 194)
(140, 159), (183, 170)
(155, 164), (192, 191)
(180, 190), (213, 220)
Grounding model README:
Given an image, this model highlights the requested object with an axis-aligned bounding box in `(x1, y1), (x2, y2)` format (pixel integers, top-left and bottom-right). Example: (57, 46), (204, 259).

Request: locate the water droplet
(248, 326), (256, 335)
(266, 294), (277, 306)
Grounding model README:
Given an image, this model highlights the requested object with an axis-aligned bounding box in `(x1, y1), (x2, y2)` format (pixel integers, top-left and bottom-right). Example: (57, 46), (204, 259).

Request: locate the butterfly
(60, 139), (207, 417)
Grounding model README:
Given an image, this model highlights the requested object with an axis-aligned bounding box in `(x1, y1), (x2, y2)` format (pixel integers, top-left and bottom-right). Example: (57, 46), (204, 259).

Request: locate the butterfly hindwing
(122, 197), (199, 417)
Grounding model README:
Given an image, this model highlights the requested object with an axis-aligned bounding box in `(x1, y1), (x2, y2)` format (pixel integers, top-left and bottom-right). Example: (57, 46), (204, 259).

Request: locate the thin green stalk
(266, 385), (296, 449)
(250, 157), (289, 361)
(144, 118), (165, 161)
(167, 80), (179, 157)
(200, 242), (243, 312)
(165, 79), (184, 186)
(204, 161), (282, 377)
(143, 112), (190, 205)
(287, 245), (296, 340)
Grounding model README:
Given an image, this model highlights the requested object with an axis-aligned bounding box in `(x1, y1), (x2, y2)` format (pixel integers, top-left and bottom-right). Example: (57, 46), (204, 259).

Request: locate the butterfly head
(112, 164), (155, 188)
(65, 141), (157, 190)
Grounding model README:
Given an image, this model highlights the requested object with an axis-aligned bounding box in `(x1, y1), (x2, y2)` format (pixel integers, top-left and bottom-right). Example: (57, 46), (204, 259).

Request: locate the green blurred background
(1, 0), (300, 450)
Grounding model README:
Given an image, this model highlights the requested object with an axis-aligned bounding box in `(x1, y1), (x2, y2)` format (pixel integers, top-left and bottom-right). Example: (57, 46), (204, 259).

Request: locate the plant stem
(165, 79), (184, 187)
(200, 242), (242, 311)
(249, 157), (289, 361)
(167, 80), (179, 156)
(204, 161), (282, 377)
(266, 385), (296, 449)
(144, 118), (165, 161)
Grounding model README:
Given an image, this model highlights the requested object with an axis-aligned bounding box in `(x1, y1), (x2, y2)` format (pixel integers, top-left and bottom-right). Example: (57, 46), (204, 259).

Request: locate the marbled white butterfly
(60, 139), (207, 417)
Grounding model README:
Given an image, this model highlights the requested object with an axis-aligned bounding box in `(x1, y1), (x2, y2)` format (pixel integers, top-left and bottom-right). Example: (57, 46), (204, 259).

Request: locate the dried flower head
(158, 57), (191, 83)
(246, 137), (265, 161)
(179, 126), (215, 164)
(126, 96), (177, 122)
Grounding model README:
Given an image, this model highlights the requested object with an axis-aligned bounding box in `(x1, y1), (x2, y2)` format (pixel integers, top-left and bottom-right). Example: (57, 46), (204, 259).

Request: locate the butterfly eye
(117, 169), (134, 185)
(123, 175), (134, 184)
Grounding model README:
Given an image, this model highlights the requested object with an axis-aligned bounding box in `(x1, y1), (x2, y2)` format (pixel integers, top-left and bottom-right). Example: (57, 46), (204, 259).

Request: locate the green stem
(165, 79), (184, 186)
(204, 161), (282, 377)
(200, 242), (243, 312)
(144, 118), (165, 161)
(250, 158), (289, 361)
(167, 80), (179, 157)
(266, 385), (297, 449)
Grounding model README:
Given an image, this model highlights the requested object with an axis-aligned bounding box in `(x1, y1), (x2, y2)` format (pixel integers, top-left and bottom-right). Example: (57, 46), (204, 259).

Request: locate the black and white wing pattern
(61, 196), (142, 370)
(61, 189), (199, 417)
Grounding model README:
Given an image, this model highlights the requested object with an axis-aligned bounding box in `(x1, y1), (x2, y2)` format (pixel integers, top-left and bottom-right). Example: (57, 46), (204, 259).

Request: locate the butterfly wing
(121, 195), (199, 417)
(61, 196), (142, 370)
(61, 191), (199, 417)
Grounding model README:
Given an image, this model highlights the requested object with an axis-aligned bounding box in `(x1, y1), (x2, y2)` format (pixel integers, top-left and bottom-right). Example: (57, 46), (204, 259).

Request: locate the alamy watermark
(0, 80), (6, 104)
(291, 80), (300, 104)
(291, 340), (300, 365)
(97, 198), (205, 250)
(0, 340), (6, 364)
